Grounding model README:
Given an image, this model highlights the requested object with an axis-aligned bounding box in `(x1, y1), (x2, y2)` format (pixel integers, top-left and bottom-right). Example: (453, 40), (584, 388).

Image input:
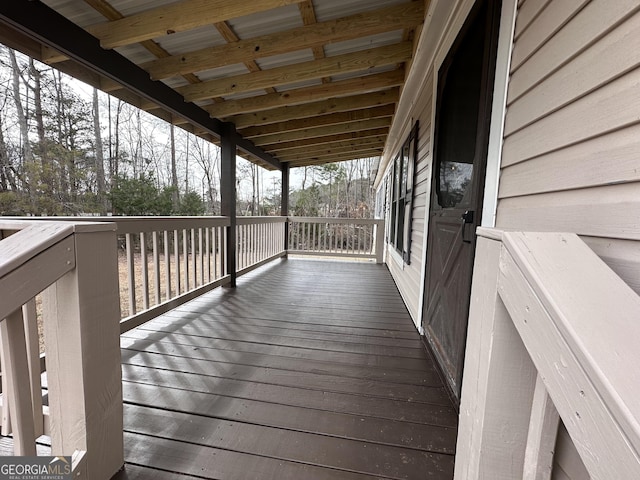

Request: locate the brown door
(422, 0), (501, 402)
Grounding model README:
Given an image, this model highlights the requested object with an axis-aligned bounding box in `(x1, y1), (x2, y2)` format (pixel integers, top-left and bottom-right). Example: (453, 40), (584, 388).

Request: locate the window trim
(388, 121), (419, 263)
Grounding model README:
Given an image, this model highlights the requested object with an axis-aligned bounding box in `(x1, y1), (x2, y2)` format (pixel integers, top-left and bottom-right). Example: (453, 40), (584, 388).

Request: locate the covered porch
(0, 216), (456, 479)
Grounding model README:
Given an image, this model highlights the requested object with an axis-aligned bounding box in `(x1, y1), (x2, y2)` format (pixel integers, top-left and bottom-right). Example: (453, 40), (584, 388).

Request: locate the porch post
(42, 225), (124, 480)
(454, 232), (537, 480)
(221, 122), (237, 287)
(281, 163), (289, 252)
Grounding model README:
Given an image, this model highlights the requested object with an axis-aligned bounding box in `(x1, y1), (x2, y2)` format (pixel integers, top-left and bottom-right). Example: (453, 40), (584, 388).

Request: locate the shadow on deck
(115, 258), (457, 480)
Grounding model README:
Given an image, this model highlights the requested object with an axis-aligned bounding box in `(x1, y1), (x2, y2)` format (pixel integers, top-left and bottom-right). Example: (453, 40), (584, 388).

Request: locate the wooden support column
(42, 224), (123, 480)
(281, 163), (290, 253)
(454, 231), (537, 480)
(221, 123), (237, 287)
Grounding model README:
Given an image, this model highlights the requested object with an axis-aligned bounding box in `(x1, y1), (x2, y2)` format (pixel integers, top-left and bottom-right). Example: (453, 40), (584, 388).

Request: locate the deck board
(117, 259), (457, 479)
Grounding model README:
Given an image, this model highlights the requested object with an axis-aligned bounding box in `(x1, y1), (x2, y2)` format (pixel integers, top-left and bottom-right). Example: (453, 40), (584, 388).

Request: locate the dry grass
(33, 250), (223, 353)
(117, 250), (224, 316)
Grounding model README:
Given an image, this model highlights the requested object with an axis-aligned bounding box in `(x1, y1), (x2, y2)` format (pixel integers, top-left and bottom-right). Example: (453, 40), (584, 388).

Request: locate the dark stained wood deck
(115, 258), (458, 480)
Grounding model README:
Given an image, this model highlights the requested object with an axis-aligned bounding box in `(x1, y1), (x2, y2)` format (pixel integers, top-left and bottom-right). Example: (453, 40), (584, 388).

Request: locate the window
(388, 122), (418, 263)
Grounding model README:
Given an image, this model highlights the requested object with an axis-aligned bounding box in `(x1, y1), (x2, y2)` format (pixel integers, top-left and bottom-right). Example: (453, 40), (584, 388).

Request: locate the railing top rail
(501, 231), (640, 446)
(0, 221), (74, 278)
(236, 216), (287, 225)
(475, 228), (640, 478)
(288, 216), (384, 225)
(0, 216), (231, 235)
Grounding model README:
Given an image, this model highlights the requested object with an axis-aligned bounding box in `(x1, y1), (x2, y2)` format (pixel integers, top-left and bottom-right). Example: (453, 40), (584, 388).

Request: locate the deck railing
(0, 214), (372, 477)
(287, 216), (384, 263)
(0, 219), (123, 479)
(236, 216), (287, 275)
(455, 229), (640, 479)
(105, 216), (231, 333)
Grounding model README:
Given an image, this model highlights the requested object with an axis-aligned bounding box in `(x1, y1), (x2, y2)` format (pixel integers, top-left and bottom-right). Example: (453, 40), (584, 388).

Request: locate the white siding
(385, 79), (434, 325)
(497, 0), (640, 296)
(497, 1), (640, 479)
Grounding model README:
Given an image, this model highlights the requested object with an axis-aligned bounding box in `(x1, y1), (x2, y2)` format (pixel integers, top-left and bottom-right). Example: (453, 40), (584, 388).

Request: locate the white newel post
(43, 223), (124, 480)
(454, 231), (537, 480)
(375, 221), (385, 264)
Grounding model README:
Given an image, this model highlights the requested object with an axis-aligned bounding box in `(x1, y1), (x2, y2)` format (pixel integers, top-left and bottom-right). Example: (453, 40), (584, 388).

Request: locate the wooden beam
(205, 69), (404, 118)
(263, 127), (388, 152)
(239, 104), (395, 138)
(144, 2), (423, 80)
(252, 117), (392, 145)
(288, 150), (382, 167)
(84, 0), (204, 88)
(178, 42), (413, 102)
(278, 143), (384, 162)
(228, 88), (399, 129)
(298, 0), (329, 84)
(271, 136), (387, 158)
(213, 20), (277, 95)
(86, 0), (306, 49)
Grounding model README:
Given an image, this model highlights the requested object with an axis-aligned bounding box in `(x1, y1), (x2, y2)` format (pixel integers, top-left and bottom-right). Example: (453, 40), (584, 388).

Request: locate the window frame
(388, 122), (419, 263)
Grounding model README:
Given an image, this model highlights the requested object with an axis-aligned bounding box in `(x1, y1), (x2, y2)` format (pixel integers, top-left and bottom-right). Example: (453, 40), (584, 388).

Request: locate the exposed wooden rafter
(262, 127), (389, 152)
(178, 42), (412, 102)
(227, 88), (399, 129)
(287, 149), (384, 167)
(239, 105), (395, 138)
(143, 3), (422, 81)
(212, 21), (277, 96)
(272, 136), (387, 158)
(204, 69), (404, 118)
(83, 0), (203, 88)
(86, 0), (306, 49)
(252, 118), (393, 146)
(298, 0), (328, 84)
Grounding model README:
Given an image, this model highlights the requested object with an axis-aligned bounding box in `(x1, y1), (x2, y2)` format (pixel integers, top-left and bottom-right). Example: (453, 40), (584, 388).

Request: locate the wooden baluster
(205, 227), (211, 283)
(0, 338), (10, 436)
(212, 227), (218, 279)
(125, 233), (136, 316)
(1, 309), (37, 455)
(242, 225), (246, 270)
(174, 230), (181, 295)
(198, 228), (203, 285)
(183, 230), (189, 291)
(152, 232), (161, 305)
(164, 231), (172, 301)
(220, 227), (227, 276)
(22, 299), (43, 438)
(311, 223), (316, 252)
(191, 229), (197, 287)
(140, 232), (149, 311)
(523, 375), (560, 480)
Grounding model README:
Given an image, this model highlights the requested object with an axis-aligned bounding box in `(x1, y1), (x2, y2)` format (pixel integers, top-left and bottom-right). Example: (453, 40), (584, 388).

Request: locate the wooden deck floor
(115, 258), (458, 480)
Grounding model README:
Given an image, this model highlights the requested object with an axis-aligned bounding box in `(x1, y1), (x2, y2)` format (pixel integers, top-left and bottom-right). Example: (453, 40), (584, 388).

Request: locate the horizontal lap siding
(498, 1), (640, 479)
(498, 0), (640, 297)
(387, 78), (434, 327)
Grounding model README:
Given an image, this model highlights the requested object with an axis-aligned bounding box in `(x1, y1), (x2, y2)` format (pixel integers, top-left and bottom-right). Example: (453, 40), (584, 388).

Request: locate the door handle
(461, 210), (475, 243)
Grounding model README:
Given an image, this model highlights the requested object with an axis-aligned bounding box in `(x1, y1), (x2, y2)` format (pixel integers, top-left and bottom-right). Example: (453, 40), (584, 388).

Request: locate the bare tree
(93, 88), (107, 213)
(8, 49), (35, 210)
(191, 137), (220, 214)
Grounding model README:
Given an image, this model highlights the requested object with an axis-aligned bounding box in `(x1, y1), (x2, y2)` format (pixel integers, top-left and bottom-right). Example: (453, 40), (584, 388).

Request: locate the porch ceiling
(0, 0), (426, 171)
